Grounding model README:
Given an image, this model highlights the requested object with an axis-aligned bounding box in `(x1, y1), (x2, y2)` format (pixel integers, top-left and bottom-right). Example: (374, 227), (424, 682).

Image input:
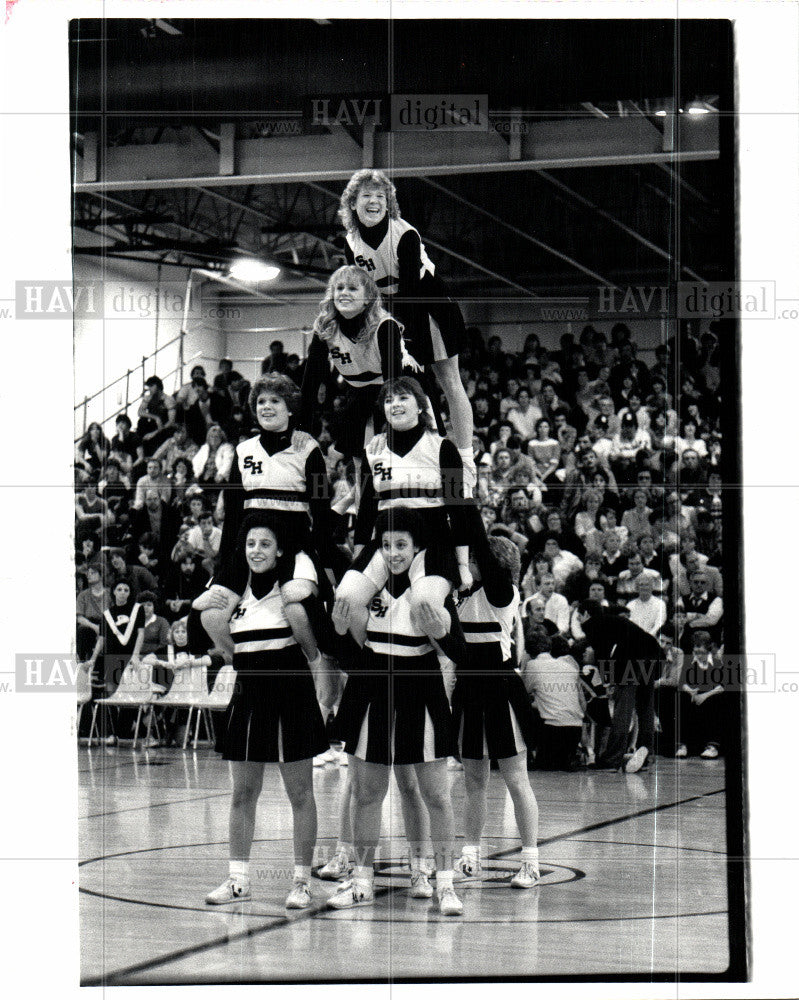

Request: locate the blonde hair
(338, 169), (401, 233)
(312, 266), (398, 345)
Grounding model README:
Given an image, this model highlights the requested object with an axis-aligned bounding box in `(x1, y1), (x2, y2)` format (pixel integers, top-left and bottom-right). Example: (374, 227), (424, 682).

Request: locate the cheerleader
(451, 506), (541, 888)
(339, 169), (475, 482)
(327, 508), (465, 916)
(332, 375), (472, 640)
(300, 265), (424, 458)
(200, 374), (345, 671)
(204, 513), (330, 909)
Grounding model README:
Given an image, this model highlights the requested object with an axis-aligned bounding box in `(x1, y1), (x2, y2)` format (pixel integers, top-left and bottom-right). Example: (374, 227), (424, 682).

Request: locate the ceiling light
(228, 259), (280, 283)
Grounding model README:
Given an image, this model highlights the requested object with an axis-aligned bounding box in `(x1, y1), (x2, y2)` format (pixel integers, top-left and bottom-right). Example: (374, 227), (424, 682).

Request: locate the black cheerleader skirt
(214, 646), (329, 763)
(451, 645), (539, 761)
(332, 649), (456, 766)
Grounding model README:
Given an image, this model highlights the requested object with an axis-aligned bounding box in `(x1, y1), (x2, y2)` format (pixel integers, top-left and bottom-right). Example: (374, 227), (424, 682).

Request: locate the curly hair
(487, 534), (521, 586)
(338, 169), (401, 233)
(312, 266), (397, 345)
(248, 374), (301, 418)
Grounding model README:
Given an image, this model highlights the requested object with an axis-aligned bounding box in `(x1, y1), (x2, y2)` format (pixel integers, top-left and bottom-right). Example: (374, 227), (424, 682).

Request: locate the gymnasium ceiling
(70, 18), (734, 300)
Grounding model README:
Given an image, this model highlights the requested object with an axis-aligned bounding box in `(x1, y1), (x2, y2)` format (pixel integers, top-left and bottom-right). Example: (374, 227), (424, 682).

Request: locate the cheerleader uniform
(300, 313), (421, 457)
(344, 215), (465, 365)
(214, 554), (329, 763)
(352, 422), (470, 586)
(451, 509), (538, 760)
(217, 425), (347, 592)
(332, 561), (464, 765)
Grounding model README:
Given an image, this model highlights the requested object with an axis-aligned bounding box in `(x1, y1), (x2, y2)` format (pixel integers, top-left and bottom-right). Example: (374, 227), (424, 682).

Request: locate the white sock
(437, 870), (454, 891)
(461, 844), (479, 860)
(353, 865), (373, 882)
(410, 853), (423, 874)
(521, 846), (539, 865)
(294, 865), (311, 883)
(338, 841), (355, 861)
(229, 860), (249, 880)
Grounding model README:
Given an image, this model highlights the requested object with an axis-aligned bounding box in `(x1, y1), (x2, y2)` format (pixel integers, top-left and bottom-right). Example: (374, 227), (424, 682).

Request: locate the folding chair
(92, 659), (156, 749)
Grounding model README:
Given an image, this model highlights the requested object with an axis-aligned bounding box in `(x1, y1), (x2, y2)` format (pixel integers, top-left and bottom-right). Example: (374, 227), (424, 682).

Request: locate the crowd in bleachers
(74, 318), (729, 762)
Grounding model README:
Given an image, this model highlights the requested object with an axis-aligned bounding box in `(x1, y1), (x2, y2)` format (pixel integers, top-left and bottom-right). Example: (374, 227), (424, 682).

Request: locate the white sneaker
(313, 753), (328, 767)
(453, 854), (482, 884)
(327, 879), (374, 909)
(700, 744), (719, 759)
(675, 744), (688, 758)
(447, 756), (464, 771)
(510, 861), (540, 889)
(317, 851), (353, 881)
(437, 886), (464, 916)
(410, 872), (434, 899)
(624, 747), (649, 773)
(205, 876), (251, 905)
(285, 880), (312, 909)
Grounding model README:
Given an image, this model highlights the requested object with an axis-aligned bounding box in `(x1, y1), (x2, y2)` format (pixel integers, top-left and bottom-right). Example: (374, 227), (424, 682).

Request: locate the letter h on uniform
(243, 456), (263, 475)
(373, 461), (393, 482)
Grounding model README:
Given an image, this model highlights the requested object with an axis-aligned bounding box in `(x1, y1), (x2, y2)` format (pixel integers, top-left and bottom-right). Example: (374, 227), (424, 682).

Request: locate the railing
(74, 329), (197, 442)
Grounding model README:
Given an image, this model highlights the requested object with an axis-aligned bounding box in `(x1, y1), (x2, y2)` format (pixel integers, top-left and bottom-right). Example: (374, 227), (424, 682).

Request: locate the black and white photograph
(1, 1), (798, 996)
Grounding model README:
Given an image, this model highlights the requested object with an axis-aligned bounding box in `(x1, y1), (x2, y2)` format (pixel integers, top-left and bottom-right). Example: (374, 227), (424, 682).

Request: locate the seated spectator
(76, 565), (111, 661)
(600, 529), (626, 584)
(135, 532), (163, 583)
(588, 394), (620, 438)
(621, 488), (653, 542)
(75, 474), (113, 540)
(616, 552), (664, 601)
(521, 596), (560, 639)
(679, 569), (724, 647)
(507, 387), (543, 440)
(626, 574), (668, 636)
(525, 571), (570, 633)
(134, 457), (172, 509)
(506, 435), (542, 498)
(569, 579), (611, 640)
(162, 553), (210, 622)
(499, 377), (521, 418)
(571, 552), (614, 602)
(617, 389), (650, 434)
(107, 548), (157, 601)
(130, 487), (180, 565)
(174, 364), (208, 411)
(527, 418), (561, 484)
(543, 536), (583, 592)
(191, 423), (235, 494)
(574, 488), (603, 545)
(489, 447), (523, 505)
(609, 412), (651, 485)
(472, 395), (495, 437)
(169, 456), (197, 508)
(137, 375), (177, 456)
(674, 418), (708, 460)
(186, 510), (223, 576)
(76, 536), (103, 588)
(488, 419), (514, 456)
(75, 422), (110, 477)
(99, 459), (131, 527)
(522, 629), (584, 770)
(153, 423), (199, 474)
(137, 590), (171, 660)
(676, 630), (726, 758)
(110, 413), (143, 474)
(261, 339), (288, 375)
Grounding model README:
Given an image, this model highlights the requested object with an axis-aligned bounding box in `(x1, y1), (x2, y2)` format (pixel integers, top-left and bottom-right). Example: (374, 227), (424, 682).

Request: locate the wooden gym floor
(79, 746), (731, 984)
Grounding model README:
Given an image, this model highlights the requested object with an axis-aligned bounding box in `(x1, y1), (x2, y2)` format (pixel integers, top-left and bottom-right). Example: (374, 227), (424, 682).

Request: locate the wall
(73, 257), (225, 439)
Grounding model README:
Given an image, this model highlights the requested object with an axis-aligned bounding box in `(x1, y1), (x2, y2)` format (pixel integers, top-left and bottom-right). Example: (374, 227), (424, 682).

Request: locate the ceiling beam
(73, 116), (719, 193)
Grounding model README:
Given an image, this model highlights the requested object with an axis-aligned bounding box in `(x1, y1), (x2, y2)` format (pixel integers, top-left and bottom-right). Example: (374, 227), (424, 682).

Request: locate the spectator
(626, 574), (668, 636)
(110, 413), (143, 474)
(609, 412), (651, 485)
(599, 529), (626, 584)
(153, 423), (199, 474)
(131, 488), (181, 563)
(261, 340), (288, 375)
(75, 422), (110, 477)
(134, 457), (172, 509)
(183, 378), (231, 446)
(186, 510), (223, 575)
(680, 569), (724, 647)
(674, 419), (708, 460)
(76, 565), (111, 661)
(169, 456), (196, 508)
(507, 387), (543, 440)
(522, 629), (584, 770)
(621, 488), (653, 542)
(162, 553), (209, 621)
(677, 630), (726, 758)
(174, 364), (208, 411)
(107, 549), (157, 601)
(137, 590), (171, 659)
(526, 571), (570, 633)
(527, 418), (561, 485)
(654, 624), (685, 757)
(213, 357), (243, 392)
(192, 423), (235, 485)
(543, 536), (583, 592)
(137, 375), (177, 456)
(521, 596), (560, 639)
(75, 474), (112, 541)
(616, 552), (663, 601)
